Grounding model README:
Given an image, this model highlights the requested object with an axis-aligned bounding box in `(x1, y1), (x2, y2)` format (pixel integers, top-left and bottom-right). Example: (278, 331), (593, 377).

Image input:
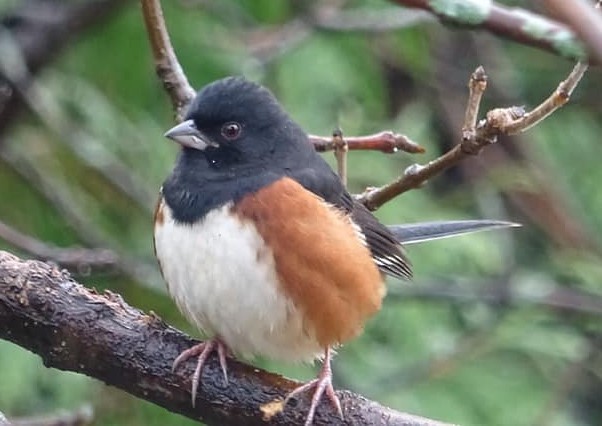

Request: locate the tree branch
(389, 0), (588, 62)
(141, 0), (195, 121)
(309, 131), (425, 154)
(357, 62), (587, 210)
(0, 250), (450, 426)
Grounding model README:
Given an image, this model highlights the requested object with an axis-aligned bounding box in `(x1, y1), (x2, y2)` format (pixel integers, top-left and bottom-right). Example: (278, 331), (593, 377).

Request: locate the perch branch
(389, 0), (587, 62)
(0, 251), (450, 426)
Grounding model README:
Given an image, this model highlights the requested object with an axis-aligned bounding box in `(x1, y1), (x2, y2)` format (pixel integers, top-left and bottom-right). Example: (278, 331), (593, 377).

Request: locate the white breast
(153, 201), (322, 362)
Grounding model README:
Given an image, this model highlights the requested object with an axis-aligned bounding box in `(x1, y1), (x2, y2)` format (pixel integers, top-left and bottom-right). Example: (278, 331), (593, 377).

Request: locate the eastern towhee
(154, 77), (516, 425)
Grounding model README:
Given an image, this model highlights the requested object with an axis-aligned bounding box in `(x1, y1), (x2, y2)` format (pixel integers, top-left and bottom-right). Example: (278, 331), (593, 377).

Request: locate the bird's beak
(164, 120), (218, 150)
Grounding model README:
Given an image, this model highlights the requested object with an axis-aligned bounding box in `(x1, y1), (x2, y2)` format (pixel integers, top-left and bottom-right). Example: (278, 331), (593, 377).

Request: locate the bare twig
(358, 62), (587, 210)
(0, 219), (118, 272)
(462, 66), (487, 138)
(503, 62), (588, 134)
(431, 31), (598, 252)
(389, 0), (587, 62)
(309, 131), (425, 154)
(141, 0), (195, 121)
(0, 251), (451, 426)
(332, 129), (348, 186)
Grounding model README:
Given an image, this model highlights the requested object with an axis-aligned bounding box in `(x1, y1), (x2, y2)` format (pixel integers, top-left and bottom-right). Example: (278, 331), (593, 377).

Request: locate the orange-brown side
(233, 177), (384, 348)
(154, 196), (165, 226)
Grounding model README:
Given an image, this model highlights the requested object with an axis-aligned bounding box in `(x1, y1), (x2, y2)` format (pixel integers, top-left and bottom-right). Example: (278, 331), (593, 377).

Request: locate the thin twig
(309, 131), (425, 154)
(332, 129), (348, 186)
(358, 60), (588, 210)
(503, 62), (588, 134)
(141, 0), (195, 122)
(462, 66), (487, 139)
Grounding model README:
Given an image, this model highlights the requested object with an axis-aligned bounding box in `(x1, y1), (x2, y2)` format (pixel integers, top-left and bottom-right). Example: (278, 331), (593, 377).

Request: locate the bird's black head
(164, 76), (311, 172)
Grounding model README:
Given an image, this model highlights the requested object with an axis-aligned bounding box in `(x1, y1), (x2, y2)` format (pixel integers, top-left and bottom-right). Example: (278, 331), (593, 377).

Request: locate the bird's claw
(283, 348), (342, 426)
(172, 339), (230, 406)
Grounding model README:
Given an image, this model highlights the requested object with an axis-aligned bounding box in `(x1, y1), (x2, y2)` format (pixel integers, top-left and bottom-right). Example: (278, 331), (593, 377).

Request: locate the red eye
(221, 122), (242, 140)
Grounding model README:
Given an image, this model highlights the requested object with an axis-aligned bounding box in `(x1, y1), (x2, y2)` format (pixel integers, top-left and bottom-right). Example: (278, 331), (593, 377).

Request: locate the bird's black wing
(288, 164), (412, 279)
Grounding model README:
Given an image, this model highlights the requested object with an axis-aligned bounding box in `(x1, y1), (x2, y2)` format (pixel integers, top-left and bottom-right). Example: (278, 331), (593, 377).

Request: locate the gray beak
(164, 120), (217, 150)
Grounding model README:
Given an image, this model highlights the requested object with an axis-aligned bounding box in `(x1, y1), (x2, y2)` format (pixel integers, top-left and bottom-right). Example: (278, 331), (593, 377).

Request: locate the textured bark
(0, 251), (450, 426)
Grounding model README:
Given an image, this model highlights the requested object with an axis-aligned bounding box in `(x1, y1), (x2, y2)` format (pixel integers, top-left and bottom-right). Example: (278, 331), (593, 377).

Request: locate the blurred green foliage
(1, 1), (601, 425)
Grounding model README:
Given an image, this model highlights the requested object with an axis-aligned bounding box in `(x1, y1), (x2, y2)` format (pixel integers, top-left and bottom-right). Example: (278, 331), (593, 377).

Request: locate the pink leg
(172, 338), (230, 406)
(284, 347), (343, 426)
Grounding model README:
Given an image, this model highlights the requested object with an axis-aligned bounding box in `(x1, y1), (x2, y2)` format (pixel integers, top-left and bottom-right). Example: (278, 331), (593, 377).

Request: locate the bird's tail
(388, 220), (520, 245)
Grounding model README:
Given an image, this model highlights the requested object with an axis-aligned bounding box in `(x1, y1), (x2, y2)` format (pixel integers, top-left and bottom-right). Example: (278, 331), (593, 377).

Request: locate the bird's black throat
(162, 147), (284, 224)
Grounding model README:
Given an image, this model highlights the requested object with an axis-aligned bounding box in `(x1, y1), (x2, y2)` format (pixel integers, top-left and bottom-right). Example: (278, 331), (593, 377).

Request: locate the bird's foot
(172, 338), (230, 406)
(283, 348), (343, 426)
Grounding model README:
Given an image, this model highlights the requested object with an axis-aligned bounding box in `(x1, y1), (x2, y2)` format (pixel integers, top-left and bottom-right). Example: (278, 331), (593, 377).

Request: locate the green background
(0, 1), (601, 425)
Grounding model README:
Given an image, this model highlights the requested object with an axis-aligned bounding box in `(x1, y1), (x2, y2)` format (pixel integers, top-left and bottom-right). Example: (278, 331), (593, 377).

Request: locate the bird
(153, 76), (517, 425)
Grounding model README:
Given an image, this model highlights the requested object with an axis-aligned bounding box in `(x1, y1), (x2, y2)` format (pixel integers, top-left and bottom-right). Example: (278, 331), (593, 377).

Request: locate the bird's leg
(283, 347), (343, 426)
(172, 337), (230, 406)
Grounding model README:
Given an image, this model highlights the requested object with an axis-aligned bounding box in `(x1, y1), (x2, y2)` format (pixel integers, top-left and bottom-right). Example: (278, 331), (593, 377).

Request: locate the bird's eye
(221, 122), (242, 140)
